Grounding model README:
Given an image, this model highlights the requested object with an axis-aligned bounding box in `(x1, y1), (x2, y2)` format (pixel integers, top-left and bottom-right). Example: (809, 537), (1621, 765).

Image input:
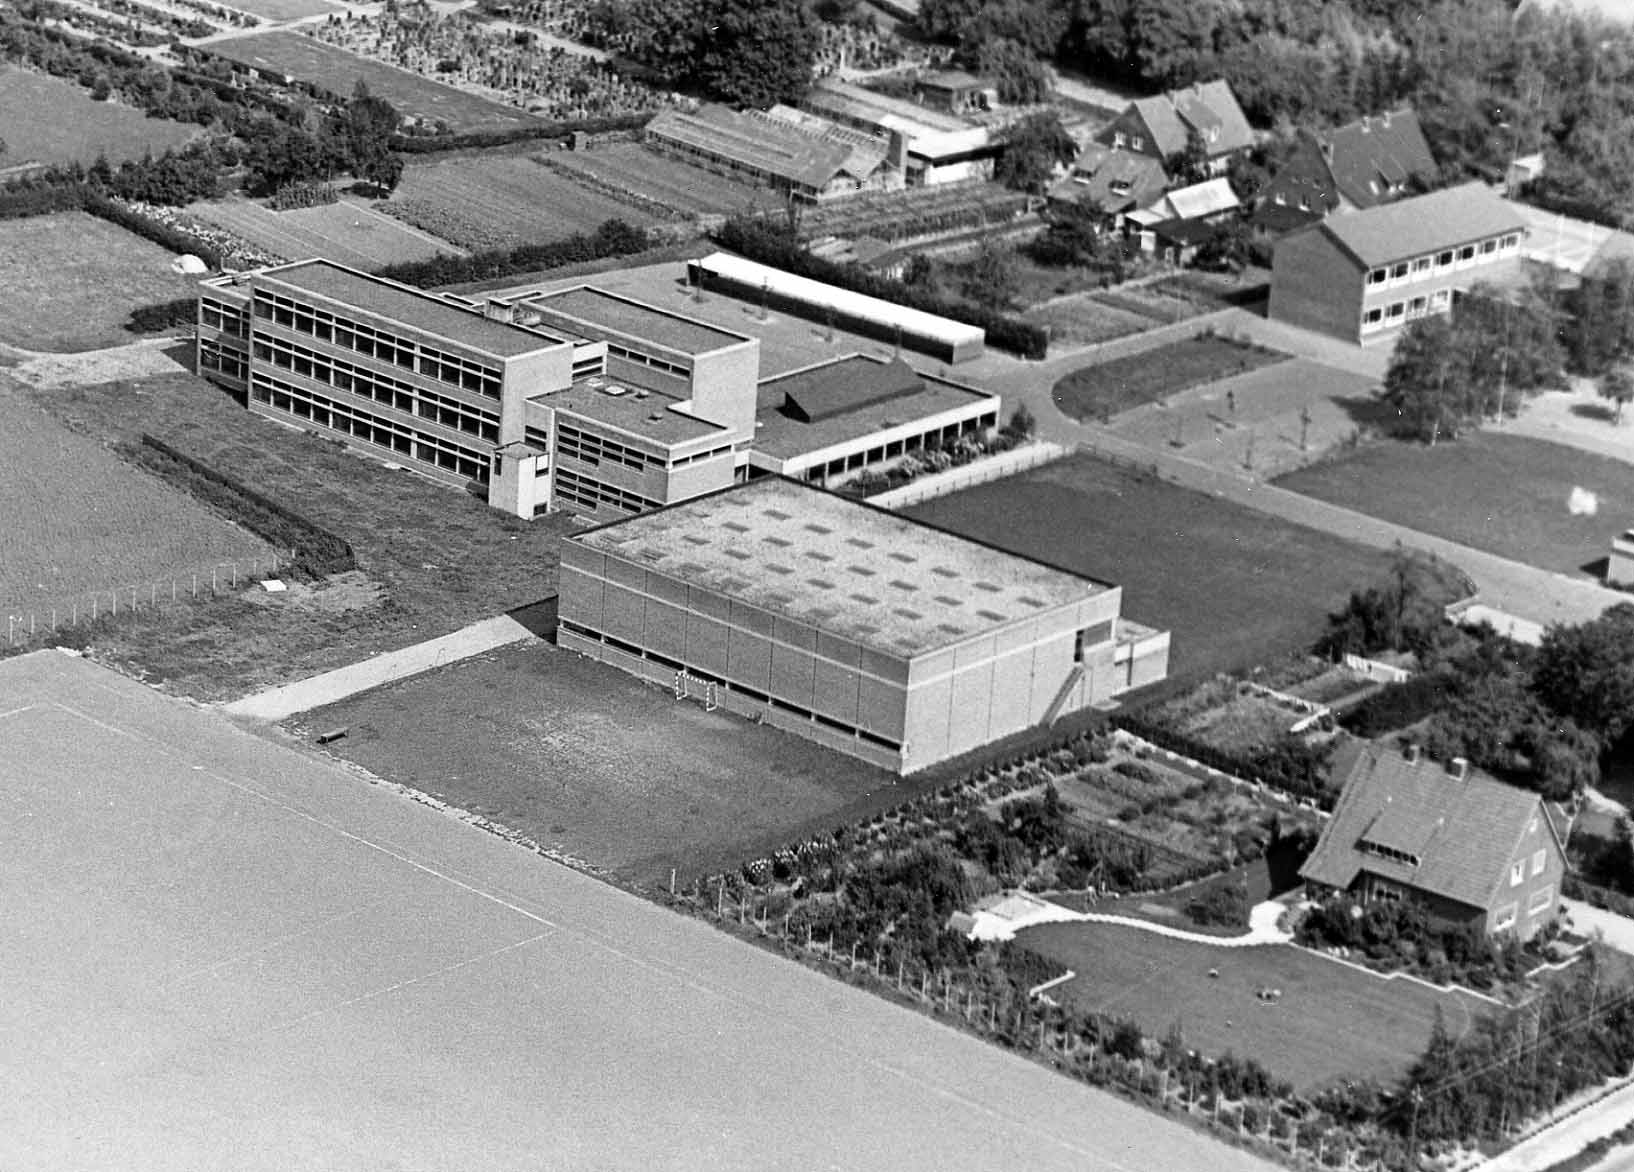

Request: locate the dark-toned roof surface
(1300, 741), (1557, 911)
(569, 478), (1106, 657)
(1316, 182), (1527, 268)
(1321, 110), (1437, 210)
(261, 260), (564, 358)
(770, 355), (922, 423)
(1049, 144), (1169, 213)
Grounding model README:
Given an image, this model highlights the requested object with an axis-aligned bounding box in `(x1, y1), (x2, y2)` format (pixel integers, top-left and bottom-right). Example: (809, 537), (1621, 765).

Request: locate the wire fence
(3, 550), (290, 649)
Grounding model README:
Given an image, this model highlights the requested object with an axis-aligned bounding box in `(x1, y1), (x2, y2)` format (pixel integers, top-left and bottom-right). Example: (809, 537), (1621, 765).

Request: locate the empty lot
(0, 650), (1275, 1172)
(294, 639), (900, 886)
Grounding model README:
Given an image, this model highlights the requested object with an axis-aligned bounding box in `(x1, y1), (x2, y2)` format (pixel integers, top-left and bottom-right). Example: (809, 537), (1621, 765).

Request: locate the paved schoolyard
(0, 651), (1276, 1172)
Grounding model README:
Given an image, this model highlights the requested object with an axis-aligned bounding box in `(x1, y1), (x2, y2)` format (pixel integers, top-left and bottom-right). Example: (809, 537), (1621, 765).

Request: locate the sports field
(0, 212), (210, 350)
(905, 453), (1400, 680)
(0, 381), (272, 620)
(295, 640), (897, 885)
(1019, 921), (1489, 1093)
(384, 154), (663, 251)
(202, 31), (536, 134)
(1276, 431), (1634, 576)
(189, 196), (459, 270)
(0, 66), (201, 169)
(0, 650), (1276, 1172)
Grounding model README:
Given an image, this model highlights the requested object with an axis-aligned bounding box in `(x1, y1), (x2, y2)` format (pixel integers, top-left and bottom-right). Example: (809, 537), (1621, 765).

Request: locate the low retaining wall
(868, 441), (1067, 509)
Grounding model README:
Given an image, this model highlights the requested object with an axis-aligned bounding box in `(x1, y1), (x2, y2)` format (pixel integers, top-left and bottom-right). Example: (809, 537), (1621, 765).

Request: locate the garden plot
(188, 197), (458, 270)
(543, 144), (775, 217)
(382, 155), (663, 251)
(1163, 679), (1326, 756)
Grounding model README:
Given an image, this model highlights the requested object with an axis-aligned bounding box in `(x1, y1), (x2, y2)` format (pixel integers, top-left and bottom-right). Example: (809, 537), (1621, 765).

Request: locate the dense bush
(392, 113), (652, 153)
(1111, 714), (1334, 806)
(1184, 881), (1248, 929)
(127, 297), (198, 334)
(1340, 673), (1454, 737)
(126, 435), (355, 579)
(711, 216), (1049, 359)
(374, 218), (652, 288)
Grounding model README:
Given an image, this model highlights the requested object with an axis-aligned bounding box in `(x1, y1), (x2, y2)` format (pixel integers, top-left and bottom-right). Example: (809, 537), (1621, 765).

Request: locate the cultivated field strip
(542, 144), (775, 217)
(189, 199), (457, 270)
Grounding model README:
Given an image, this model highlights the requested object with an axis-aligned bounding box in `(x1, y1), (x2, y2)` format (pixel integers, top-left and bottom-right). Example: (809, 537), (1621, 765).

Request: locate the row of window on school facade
(1362, 232), (1521, 292)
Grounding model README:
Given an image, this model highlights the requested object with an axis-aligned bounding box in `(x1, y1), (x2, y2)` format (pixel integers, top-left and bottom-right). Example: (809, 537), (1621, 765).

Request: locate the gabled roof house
(1095, 80), (1254, 173)
(1256, 109), (1438, 232)
(1300, 742), (1569, 940)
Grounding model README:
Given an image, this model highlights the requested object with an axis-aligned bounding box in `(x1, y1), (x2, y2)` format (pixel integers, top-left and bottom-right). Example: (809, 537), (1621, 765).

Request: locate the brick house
(1094, 80), (1254, 176)
(1254, 108), (1437, 232)
(1267, 181), (1527, 343)
(1300, 742), (1569, 941)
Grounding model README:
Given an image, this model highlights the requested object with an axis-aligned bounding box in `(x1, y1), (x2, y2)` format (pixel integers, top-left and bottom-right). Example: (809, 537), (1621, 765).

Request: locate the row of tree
(914, 0), (1634, 228)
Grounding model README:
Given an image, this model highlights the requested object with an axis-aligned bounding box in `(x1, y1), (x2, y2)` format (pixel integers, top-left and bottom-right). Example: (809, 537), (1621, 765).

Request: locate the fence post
(111, 590), (116, 617)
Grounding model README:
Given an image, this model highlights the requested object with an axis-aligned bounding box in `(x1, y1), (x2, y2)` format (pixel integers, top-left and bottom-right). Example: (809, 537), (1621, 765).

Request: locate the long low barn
(688, 251), (985, 365)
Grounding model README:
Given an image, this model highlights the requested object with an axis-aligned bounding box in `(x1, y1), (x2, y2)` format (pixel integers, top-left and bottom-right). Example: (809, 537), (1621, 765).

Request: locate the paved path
(968, 891), (1294, 947)
(1562, 899), (1634, 957)
(1483, 1079), (1634, 1172)
(223, 613), (533, 720)
(0, 651), (1280, 1172)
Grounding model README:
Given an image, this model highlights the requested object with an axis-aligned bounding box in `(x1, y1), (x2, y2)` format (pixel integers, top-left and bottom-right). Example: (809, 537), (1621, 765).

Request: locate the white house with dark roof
(1268, 182), (1528, 343)
(1300, 742), (1568, 940)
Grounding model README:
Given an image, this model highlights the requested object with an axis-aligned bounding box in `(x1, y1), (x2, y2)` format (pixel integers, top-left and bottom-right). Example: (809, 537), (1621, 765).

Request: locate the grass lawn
(0, 67), (201, 169)
(1022, 293), (1152, 348)
(0, 213), (214, 351)
(1275, 431), (1634, 576)
(17, 369), (575, 700)
(1053, 334), (1289, 422)
(0, 380), (271, 619)
(293, 639), (905, 887)
(905, 453), (1400, 680)
(1019, 921), (1490, 1093)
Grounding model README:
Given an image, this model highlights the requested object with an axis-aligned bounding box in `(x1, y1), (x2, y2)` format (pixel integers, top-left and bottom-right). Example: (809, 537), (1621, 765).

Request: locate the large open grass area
(905, 453), (1400, 680)
(0, 212), (215, 351)
(188, 196), (459, 270)
(1019, 921), (1489, 1093)
(383, 153), (663, 251)
(0, 381), (272, 619)
(0, 67), (201, 169)
(1275, 431), (1634, 576)
(294, 639), (902, 886)
(202, 31), (536, 134)
(14, 369), (574, 699)
(1053, 334), (1289, 422)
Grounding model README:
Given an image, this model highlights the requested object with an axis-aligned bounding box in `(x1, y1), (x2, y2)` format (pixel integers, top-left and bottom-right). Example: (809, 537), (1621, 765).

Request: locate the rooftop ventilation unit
(604, 384), (628, 396)
(633, 389), (649, 399)
(587, 376), (606, 388)
(648, 411), (663, 422)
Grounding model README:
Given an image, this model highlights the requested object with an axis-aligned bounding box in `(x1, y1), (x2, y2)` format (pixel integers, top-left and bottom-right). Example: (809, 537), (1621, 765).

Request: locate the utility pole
(1408, 1086), (1424, 1166)
(1299, 402), (1312, 451)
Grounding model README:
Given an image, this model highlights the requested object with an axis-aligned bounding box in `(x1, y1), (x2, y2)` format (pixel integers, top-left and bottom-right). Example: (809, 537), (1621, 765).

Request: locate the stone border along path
(965, 889), (1294, 948)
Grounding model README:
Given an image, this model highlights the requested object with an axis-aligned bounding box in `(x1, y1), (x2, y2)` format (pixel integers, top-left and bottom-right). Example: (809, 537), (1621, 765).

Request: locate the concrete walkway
(1562, 899), (1634, 958)
(965, 890), (1293, 947)
(1482, 1078), (1634, 1172)
(222, 613), (534, 720)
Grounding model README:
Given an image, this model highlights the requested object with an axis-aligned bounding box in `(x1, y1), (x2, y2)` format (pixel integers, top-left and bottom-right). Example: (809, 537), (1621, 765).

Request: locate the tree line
(915, 0), (1634, 228)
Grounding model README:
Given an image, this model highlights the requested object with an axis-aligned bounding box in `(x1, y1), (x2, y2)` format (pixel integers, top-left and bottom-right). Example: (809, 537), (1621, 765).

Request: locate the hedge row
(0, 183), (225, 268)
(391, 112), (651, 154)
(1110, 712), (1333, 807)
(1340, 672), (1454, 737)
(711, 217), (1050, 360)
(1563, 874), (1634, 920)
(127, 435), (355, 579)
(373, 217), (653, 288)
(128, 297), (199, 334)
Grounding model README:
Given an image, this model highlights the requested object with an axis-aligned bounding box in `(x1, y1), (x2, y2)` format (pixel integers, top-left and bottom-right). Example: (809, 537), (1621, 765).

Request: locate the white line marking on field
(0, 705), (34, 720)
(172, 902), (390, 983)
(234, 930), (554, 1042)
(53, 702), (135, 739)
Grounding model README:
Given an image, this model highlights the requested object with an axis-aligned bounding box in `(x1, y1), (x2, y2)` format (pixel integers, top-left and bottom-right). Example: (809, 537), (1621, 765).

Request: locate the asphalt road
(0, 650), (1276, 1172)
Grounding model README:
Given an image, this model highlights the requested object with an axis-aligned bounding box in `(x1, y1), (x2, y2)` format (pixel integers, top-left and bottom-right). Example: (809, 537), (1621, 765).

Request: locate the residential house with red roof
(1255, 109), (1438, 233)
(1300, 742), (1568, 941)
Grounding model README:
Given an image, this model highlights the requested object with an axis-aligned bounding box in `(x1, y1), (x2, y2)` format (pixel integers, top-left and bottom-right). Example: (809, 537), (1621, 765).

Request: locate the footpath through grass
(1053, 333), (1288, 422)
(1275, 431), (1634, 576)
(19, 369), (572, 699)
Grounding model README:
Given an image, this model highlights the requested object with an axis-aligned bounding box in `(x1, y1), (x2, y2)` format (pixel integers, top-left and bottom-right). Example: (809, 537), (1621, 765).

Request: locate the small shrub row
(391, 113), (652, 154)
(373, 218), (652, 289)
(127, 296), (198, 334)
(1563, 874), (1634, 920)
(126, 435), (355, 578)
(1110, 713), (1334, 807)
(1340, 672), (1454, 737)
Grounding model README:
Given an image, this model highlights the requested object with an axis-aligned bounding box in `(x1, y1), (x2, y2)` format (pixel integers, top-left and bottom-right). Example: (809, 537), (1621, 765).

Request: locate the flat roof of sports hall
(518, 286), (751, 356)
(259, 260), (565, 359)
(570, 478), (1108, 657)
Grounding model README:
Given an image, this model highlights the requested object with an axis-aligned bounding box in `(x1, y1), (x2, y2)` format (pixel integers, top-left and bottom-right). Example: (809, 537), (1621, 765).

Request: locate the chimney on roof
(1404, 743), (1421, 764)
(485, 299), (515, 324)
(1450, 757), (1469, 782)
